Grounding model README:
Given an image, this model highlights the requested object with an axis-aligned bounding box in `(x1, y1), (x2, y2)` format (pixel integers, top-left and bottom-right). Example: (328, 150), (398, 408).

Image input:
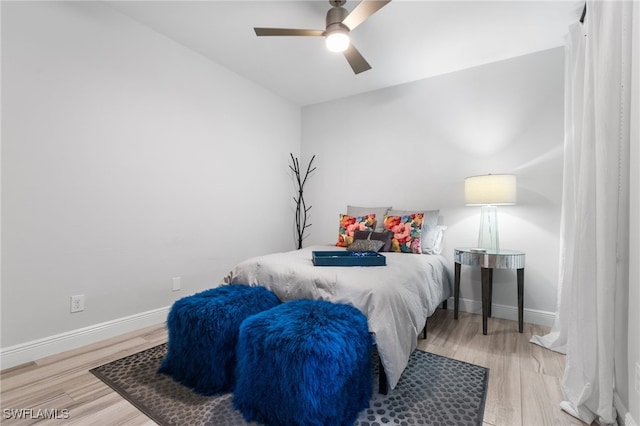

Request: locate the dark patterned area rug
(91, 344), (488, 426)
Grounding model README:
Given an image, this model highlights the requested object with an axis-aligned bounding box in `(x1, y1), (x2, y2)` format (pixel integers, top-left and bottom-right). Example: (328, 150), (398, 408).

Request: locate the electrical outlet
(70, 295), (84, 313)
(172, 277), (181, 292)
(635, 362), (640, 394)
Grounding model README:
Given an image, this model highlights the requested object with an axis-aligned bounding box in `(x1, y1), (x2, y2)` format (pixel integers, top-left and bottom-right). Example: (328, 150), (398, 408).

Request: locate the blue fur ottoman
(158, 284), (280, 395)
(233, 299), (372, 426)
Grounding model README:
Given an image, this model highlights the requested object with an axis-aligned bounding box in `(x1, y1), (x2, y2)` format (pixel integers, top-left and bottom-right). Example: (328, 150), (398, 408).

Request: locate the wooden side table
(454, 248), (525, 335)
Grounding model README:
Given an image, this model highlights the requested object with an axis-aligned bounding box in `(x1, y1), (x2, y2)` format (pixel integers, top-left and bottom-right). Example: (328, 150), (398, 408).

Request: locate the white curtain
(530, 1), (634, 425)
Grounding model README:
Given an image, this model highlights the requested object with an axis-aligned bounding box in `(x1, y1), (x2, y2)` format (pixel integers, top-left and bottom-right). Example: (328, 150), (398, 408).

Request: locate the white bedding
(223, 245), (452, 390)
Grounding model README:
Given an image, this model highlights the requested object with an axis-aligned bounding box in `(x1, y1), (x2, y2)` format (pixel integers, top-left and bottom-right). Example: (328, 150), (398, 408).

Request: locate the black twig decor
(289, 153), (316, 249)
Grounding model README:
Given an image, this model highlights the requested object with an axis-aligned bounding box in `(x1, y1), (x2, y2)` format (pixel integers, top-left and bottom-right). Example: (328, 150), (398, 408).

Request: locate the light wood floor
(0, 309), (590, 426)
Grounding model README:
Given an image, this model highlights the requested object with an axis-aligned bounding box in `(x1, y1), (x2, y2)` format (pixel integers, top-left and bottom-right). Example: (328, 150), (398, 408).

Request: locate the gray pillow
(347, 239), (385, 252)
(353, 230), (393, 252)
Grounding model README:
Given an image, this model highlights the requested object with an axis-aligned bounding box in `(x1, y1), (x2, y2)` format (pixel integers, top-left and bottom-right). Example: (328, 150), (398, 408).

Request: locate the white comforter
(223, 245), (453, 390)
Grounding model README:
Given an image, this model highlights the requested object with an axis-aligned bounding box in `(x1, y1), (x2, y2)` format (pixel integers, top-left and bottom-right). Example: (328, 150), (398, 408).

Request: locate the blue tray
(312, 251), (386, 267)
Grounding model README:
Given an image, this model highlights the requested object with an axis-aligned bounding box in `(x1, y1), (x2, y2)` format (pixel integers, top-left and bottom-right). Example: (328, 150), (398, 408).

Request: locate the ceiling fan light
(325, 31), (350, 52)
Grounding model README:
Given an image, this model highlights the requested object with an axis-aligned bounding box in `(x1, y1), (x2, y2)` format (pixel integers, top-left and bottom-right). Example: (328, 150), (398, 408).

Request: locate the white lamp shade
(465, 174), (517, 206)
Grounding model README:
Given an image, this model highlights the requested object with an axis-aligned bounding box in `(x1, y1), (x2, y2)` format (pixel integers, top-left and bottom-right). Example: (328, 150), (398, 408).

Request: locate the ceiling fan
(254, 0), (391, 74)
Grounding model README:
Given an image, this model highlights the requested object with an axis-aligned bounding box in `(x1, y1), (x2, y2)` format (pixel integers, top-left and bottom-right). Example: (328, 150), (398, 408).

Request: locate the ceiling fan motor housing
(326, 3), (349, 34)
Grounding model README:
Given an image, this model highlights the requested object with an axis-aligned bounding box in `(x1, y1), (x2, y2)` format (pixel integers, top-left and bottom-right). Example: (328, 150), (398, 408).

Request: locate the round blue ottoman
(158, 284), (280, 395)
(233, 299), (373, 426)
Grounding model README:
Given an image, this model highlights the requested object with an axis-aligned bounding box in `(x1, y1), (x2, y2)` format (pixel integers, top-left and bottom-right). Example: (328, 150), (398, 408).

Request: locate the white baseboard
(614, 391), (637, 426)
(451, 297), (555, 327)
(0, 306), (170, 371)
(1, 299), (553, 371)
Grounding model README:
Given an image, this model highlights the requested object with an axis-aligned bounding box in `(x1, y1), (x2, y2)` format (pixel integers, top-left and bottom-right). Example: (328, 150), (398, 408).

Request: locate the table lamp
(465, 174), (517, 251)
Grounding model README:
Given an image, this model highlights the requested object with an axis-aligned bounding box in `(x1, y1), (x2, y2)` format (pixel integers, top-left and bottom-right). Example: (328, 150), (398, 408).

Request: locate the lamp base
(478, 205), (499, 251)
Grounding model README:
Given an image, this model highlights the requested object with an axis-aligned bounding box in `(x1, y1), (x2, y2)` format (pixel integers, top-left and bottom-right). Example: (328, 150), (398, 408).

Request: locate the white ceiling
(105, 1), (583, 106)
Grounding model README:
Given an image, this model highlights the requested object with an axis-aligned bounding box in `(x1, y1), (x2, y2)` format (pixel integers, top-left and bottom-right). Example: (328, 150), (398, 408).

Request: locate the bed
(222, 244), (453, 391)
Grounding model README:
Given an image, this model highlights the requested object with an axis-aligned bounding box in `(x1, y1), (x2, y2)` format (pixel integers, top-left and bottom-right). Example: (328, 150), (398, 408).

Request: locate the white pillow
(347, 205), (391, 232)
(423, 225), (447, 255)
(386, 209), (440, 254)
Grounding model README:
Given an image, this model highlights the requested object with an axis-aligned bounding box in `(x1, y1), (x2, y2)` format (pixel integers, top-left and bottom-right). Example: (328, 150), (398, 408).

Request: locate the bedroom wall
(301, 48), (564, 324)
(1, 2), (300, 355)
(628, 3), (640, 420)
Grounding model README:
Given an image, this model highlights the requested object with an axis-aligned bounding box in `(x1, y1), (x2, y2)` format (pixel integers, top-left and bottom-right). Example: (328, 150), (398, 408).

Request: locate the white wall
(1, 2), (300, 350)
(628, 1), (640, 421)
(302, 48), (564, 322)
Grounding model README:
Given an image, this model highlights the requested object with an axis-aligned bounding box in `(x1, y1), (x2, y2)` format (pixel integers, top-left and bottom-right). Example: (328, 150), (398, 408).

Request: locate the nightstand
(453, 248), (525, 335)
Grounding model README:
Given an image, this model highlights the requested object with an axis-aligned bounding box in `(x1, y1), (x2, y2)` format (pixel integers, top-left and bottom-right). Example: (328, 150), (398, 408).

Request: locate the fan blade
(343, 44), (371, 74)
(342, 0), (391, 31)
(254, 28), (324, 37)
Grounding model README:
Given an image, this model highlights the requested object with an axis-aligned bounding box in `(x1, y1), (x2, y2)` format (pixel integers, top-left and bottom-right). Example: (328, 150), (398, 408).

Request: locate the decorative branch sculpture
(289, 153), (316, 249)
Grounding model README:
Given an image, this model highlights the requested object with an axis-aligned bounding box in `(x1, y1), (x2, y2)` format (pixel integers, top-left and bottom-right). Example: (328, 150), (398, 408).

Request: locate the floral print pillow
(383, 214), (424, 253)
(336, 214), (376, 247)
